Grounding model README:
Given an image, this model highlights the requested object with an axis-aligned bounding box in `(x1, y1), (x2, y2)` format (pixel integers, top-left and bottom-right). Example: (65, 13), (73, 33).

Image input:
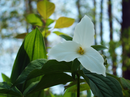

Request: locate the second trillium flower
(48, 15), (106, 76)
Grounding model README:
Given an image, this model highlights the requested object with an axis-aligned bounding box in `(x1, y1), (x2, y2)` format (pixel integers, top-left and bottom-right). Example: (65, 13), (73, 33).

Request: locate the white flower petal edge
(48, 41), (81, 62)
(78, 47), (106, 76)
(73, 15), (94, 48)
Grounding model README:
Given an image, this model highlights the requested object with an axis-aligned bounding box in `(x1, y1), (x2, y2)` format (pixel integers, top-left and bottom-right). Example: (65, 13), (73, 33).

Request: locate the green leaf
(12, 59), (47, 86)
(24, 28), (47, 60)
(71, 59), (80, 79)
(0, 94), (7, 97)
(63, 91), (75, 97)
(120, 77), (130, 90)
(53, 31), (72, 40)
(27, 60), (72, 81)
(10, 28), (47, 84)
(26, 14), (43, 26)
(10, 28), (47, 97)
(37, 0), (55, 20)
(1, 73), (10, 83)
(0, 82), (22, 97)
(87, 89), (92, 97)
(72, 59), (80, 72)
(24, 89), (44, 97)
(63, 86), (76, 97)
(91, 45), (107, 51)
(15, 33), (28, 39)
(11, 60), (72, 87)
(66, 83), (90, 93)
(10, 43), (30, 85)
(81, 69), (123, 97)
(120, 78), (130, 97)
(42, 30), (50, 37)
(54, 17), (75, 28)
(122, 90), (130, 97)
(23, 73), (73, 96)
(64, 79), (86, 90)
(46, 18), (54, 26)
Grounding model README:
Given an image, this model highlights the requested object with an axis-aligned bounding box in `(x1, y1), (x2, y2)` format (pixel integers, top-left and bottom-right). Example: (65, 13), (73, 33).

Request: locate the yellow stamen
(78, 47), (84, 55)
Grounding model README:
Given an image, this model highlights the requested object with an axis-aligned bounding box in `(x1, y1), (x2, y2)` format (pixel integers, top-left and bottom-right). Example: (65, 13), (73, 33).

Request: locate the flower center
(78, 47), (84, 55)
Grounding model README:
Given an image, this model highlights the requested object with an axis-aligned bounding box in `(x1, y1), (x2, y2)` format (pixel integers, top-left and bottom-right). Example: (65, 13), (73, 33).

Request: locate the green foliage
(24, 28), (47, 60)
(42, 30), (50, 37)
(5, 28), (47, 97)
(12, 59), (47, 86)
(120, 78), (130, 90)
(46, 18), (55, 26)
(63, 87), (76, 97)
(81, 69), (123, 97)
(0, 82), (22, 97)
(1, 74), (10, 83)
(26, 14), (43, 26)
(65, 83), (90, 93)
(120, 78), (130, 97)
(91, 45), (107, 51)
(53, 31), (72, 40)
(12, 59), (72, 86)
(23, 73), (73, 96)
(71, 59), (80, 79)
(10, 28), (47, 84)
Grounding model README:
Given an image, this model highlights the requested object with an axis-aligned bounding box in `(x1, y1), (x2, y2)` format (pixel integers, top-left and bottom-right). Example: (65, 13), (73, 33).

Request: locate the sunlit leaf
(66, 83), (90, 93)
(81, 69), (123, 97)
(64, 79), (86, 90)
(15, 33), (28, 39)
(1, 73), (10, 83)
(63, 86), (76, 97)
(53, 31), (72, 40)
(87, 90), (92, 97)
(91, 45), (107, 51)
(24, 28), (47, 60)
(10, 28), (47, 83)
(37, 0), (55, 19)
(0, 82), (22, 97)
(23, 73), (73, 96)
(54, 17), (75, 28)
(10, 28), (47, 97)
(46, 18), (54, 26)
(26, 14), (43, 26)
(42, 30), (51, 37)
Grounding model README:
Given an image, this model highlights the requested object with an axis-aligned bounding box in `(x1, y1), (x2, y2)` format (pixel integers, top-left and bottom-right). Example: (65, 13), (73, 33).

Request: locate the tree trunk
(93, 0), (97, 45)
(108, 0), (117, 75)
(121, 0), (130, 79)
(76, 0), (82, 22)
(100, 0), (103, 45)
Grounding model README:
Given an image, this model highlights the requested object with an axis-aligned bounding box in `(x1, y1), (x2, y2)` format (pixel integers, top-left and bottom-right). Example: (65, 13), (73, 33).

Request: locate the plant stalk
(77, 72), (80, 97)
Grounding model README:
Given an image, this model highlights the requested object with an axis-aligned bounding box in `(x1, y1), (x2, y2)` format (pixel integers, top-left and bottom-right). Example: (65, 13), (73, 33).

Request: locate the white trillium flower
(48, 15), (106, 76)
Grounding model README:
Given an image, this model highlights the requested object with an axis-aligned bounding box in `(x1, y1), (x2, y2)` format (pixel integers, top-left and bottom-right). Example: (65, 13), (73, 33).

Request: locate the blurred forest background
(0, 0), (130, 93)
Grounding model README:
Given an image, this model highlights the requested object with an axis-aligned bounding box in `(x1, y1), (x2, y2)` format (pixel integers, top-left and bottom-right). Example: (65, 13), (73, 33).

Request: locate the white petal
(48, 41), (81, 62)
(78, 47), (106, 76)
(73, 15), (94, 48)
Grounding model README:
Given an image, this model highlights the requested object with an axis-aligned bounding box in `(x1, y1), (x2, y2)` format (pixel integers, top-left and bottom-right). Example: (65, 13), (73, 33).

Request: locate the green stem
(77, 72), (80, 97)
